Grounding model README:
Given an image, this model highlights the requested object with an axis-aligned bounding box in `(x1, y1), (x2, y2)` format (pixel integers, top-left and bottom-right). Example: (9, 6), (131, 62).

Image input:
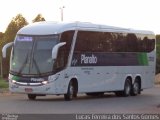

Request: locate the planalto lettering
(81, 54), (97, 64)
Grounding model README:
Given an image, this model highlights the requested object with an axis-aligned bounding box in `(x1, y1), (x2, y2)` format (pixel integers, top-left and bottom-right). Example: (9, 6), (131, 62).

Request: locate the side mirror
(2, 42), (14, 58)
(52, 42), (66, 60)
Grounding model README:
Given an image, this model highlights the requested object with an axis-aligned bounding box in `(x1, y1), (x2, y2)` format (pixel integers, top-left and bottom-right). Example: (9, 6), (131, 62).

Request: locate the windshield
(10, 35), (59, 76)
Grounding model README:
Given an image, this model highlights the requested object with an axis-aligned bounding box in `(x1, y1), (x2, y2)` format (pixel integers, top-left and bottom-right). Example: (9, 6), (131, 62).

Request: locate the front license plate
(25, 88), (33, 93)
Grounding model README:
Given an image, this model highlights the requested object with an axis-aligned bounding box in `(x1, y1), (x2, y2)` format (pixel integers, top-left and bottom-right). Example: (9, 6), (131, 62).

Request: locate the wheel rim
(69, 83), (74, 99)
(125, 81), (131, 95)
(133, 82), (139, 94)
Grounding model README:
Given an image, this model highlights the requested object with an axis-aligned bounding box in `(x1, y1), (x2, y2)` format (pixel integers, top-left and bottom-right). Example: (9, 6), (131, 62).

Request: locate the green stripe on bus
(12, 76), (20, 81)
(137, 53), (148, 65)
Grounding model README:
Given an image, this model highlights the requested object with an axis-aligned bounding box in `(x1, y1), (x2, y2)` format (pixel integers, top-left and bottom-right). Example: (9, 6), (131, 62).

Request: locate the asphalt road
(0, 86), (160, 114)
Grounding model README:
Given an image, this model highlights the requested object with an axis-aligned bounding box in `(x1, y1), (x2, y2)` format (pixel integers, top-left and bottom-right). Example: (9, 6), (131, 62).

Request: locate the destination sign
(16, 36), (33, 41)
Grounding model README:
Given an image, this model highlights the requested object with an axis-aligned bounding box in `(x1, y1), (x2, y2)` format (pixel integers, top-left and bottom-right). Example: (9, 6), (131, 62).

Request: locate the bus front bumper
(9, 80), (65, 95)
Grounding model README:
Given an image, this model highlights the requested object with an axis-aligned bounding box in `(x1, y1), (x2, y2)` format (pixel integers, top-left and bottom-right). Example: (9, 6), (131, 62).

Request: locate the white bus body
(3, 22), (156, 100)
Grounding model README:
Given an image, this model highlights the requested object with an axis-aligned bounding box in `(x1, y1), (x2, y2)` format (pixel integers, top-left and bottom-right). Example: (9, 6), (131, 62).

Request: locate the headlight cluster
(12, 80), (16, 84)
(42, 81), (49, 85)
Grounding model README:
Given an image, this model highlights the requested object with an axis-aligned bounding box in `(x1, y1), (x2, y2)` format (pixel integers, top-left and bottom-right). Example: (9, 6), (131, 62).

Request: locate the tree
(32, 14), (45, 23)
(0, 32), (4, 40)
(3, 14), (28, 44)
(156, 34), (160, 74)
(156, 34), (160, 40)
(0, 32), (4, 77)
(1, 14), (28, 77)
(0, 32), (4, 47)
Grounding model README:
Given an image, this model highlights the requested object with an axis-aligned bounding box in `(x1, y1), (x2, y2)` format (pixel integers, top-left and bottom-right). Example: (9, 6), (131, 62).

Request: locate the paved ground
(0, 86), (160, 114)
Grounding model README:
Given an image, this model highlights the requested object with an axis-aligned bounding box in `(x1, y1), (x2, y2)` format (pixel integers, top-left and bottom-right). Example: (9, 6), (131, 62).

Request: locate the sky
(0, 0), (160, 34)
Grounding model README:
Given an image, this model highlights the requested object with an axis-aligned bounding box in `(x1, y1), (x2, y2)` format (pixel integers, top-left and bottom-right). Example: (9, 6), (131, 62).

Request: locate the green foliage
(156, 34), (160, 40)
(0, 32), (4, 39)
(0, 14), (28, 77)
(32, 14), (45, 23)
(0, 78), (8, 88)
(0, 32), (4, 48)
(156, 34), (160, 74)
(3, 14), (28, 44)
(1, 14), (28, 52)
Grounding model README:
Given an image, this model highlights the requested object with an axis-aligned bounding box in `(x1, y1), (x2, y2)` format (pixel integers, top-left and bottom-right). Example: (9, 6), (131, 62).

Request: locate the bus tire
(28, 94), (36, 100)
(131, 80), (140, 96)
(64, 81), (76, 101)
(123, 78), (132, 97)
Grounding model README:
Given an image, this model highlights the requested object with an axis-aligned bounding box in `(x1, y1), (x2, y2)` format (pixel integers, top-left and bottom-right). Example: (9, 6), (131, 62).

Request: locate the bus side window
(53, 30), (74, 72)
(53, 47), (66, 71)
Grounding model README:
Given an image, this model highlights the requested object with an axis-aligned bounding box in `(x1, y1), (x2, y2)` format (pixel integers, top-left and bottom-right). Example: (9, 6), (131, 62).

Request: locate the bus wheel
(123, 79), (132, 97)
(131, 80), (140, 96)
(64, 81), (75, 101)
(28, 94), (36, 100)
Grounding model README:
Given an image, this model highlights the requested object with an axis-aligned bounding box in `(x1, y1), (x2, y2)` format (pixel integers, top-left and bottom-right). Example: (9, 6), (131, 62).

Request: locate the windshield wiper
(33, 58), (41, 75)
(18, 53), (29, 75)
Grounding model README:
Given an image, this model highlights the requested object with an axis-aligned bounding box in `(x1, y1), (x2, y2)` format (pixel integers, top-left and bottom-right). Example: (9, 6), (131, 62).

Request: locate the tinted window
(54, 30), (75, 71)
(74, 31), (155, 53)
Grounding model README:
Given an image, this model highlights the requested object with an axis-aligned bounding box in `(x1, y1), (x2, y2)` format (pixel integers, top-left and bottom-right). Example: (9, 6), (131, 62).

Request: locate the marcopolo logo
(81, 54), (98, 64)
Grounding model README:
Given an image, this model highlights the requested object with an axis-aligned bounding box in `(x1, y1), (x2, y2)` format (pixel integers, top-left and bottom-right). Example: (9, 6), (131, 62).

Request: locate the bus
(2, 22), (156, 101)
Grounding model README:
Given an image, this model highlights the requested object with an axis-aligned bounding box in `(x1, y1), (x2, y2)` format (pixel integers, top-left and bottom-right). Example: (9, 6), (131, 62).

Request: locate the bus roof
(17, 21), (154, 35)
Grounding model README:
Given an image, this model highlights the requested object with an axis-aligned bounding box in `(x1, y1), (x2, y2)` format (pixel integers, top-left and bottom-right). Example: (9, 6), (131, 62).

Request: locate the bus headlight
(42, 81), (48, 85)
(12, 80), (16, 84)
